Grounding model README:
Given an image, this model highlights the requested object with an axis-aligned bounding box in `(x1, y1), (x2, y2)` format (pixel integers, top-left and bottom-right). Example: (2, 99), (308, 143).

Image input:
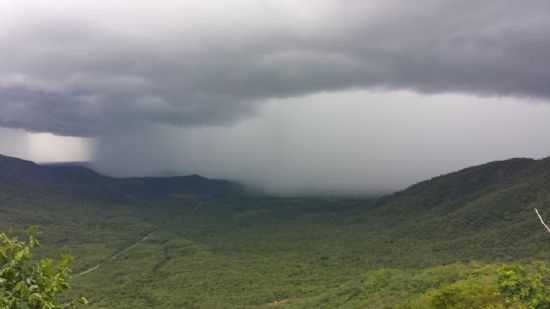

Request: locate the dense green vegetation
(1, 155), (550, 308)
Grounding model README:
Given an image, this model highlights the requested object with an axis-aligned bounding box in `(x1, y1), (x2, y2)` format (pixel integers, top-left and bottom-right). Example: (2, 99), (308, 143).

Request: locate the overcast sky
(2, 0), (550, 194)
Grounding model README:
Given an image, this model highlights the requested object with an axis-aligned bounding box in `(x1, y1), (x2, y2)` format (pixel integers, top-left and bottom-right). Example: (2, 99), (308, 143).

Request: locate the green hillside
(1, 155), (549, 308)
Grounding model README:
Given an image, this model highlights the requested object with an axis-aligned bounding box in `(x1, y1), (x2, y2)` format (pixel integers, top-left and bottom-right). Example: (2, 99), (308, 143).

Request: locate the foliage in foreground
(279, 262), (550, 308)
(0, 229), (87, 309)
(401, 263), (550, 309)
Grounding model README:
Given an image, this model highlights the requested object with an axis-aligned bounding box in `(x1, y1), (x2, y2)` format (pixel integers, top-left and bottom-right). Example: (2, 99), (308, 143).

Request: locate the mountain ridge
(3, 153), (550, 208)
(0, 153), (242, 199)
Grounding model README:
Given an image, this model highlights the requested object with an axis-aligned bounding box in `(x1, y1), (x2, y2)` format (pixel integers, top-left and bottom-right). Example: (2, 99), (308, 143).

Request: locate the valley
(1, 155), (550, 308)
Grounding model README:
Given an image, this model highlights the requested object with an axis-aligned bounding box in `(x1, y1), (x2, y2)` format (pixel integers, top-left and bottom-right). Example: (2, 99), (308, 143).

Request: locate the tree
(0, 228), (88, 308)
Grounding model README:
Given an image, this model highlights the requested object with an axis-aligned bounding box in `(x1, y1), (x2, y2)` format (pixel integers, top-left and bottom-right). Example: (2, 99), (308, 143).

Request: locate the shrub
(0, 228), (88, 309)
(427, 278), (502, 309)
(497, 263), (550, 309)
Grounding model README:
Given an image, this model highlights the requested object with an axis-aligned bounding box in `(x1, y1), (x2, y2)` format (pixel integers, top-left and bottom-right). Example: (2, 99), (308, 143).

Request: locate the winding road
(75, 230), (156, 277)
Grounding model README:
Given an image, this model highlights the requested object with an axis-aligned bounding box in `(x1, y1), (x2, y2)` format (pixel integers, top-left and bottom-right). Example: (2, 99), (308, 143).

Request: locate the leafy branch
(0, 227), (88, 308)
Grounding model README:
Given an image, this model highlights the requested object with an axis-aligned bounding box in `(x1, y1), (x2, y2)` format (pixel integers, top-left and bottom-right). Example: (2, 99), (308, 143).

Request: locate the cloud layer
(2, 0), (550, 136)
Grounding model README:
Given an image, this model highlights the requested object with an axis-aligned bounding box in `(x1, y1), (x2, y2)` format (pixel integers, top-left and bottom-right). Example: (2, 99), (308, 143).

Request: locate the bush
(417, 263), (550, 309)
(0, 228), (88, 308)
(497, 263), (550, 309)
(427, 277), (502, 309)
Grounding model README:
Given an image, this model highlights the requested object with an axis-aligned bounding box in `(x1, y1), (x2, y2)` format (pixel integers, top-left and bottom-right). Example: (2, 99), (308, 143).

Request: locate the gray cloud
(1, 0), (550, 136)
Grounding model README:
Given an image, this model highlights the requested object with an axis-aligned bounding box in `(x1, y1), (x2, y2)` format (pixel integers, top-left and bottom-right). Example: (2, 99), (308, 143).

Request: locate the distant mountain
(0, 154), (243, 199)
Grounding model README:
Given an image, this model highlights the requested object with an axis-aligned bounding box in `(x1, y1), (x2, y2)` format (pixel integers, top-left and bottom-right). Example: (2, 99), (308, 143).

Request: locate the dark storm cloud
(1, 0), (550, 136)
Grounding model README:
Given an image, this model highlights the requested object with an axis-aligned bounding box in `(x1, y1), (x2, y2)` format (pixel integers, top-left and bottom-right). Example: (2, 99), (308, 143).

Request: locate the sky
(1, 0), (550, 194)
